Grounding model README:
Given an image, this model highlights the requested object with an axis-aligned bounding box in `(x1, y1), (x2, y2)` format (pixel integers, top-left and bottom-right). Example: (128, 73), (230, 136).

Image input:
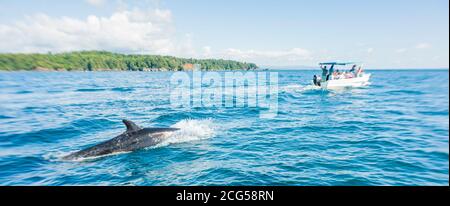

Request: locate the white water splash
(43, 151), (69, 162)
(158, 118), (216, 147)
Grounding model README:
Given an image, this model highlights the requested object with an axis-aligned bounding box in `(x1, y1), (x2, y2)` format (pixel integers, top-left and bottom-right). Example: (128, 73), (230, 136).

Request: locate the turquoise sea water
(0, 70), (448, 185)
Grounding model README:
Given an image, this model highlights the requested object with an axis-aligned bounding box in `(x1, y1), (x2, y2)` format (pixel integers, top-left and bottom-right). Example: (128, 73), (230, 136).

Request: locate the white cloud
(367, 48), (374, 53)
(0, 8), (187, 55)
(415, 43), (432, 49)
(86, 0), (107, 7)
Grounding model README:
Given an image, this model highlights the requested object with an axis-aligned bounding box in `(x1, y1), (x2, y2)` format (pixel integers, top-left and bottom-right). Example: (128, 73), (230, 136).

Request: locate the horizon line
(261, 67), (450, 70)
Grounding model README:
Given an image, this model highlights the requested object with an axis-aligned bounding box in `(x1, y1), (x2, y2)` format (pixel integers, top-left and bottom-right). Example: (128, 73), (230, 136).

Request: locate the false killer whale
(63, 119), (179, 160)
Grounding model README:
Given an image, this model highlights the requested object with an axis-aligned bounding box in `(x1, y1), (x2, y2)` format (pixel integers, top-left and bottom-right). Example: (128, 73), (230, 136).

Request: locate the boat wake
(280, 84), (321, 93)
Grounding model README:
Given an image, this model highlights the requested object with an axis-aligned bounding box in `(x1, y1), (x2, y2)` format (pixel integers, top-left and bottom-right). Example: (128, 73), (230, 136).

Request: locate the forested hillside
(0, 51), (258, 71)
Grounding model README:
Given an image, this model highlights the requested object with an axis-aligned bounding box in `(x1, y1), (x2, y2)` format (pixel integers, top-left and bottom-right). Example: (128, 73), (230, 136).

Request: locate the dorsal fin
(122, 119), (142, 132)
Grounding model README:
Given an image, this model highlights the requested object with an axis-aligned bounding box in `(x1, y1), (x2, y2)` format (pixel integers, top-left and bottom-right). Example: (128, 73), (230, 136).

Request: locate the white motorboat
(312, 62), (371, 90)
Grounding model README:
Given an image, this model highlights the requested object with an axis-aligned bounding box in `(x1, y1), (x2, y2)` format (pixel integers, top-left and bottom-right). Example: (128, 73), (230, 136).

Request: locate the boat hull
(321, 74), (371, 89)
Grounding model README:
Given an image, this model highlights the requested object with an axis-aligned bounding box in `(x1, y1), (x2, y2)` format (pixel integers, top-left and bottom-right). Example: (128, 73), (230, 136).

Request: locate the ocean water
(0, 70), (448, 186)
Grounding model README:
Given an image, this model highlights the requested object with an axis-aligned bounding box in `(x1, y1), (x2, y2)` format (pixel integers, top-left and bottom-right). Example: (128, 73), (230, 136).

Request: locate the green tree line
(0, 51), (258, 71)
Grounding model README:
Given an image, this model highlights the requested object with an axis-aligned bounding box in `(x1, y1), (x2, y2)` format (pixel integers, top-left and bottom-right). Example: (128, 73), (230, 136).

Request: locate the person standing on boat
(328, 64), (335, 80)
(356, 66), (364, 77)
(350, 65), (357, 74)
(321, 66), (328, 81)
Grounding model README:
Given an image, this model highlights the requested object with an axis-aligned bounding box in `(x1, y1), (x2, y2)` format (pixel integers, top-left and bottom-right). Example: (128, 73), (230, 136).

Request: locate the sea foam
(158, 118), (216, 147)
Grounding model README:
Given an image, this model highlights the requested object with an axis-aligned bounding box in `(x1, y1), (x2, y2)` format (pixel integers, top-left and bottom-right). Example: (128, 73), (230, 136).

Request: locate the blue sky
(0, 0), (448, 68)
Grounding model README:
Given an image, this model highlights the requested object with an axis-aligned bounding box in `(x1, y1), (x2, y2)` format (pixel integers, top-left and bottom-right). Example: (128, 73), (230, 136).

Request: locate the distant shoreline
(0, 51), (258, 72)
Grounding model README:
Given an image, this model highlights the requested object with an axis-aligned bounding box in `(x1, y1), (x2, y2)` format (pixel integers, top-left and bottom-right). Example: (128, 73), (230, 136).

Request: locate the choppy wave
(0, 70), (448, 185)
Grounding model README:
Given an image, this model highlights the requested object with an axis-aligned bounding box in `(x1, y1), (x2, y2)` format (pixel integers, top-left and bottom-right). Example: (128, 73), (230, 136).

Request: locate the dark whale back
(139, 128), (179, 134)
(63, 120), (179, 160)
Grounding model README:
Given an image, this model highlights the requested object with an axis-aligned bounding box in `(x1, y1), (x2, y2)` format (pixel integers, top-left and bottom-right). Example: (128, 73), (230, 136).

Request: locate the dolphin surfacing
(63, 120), (179, 160)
